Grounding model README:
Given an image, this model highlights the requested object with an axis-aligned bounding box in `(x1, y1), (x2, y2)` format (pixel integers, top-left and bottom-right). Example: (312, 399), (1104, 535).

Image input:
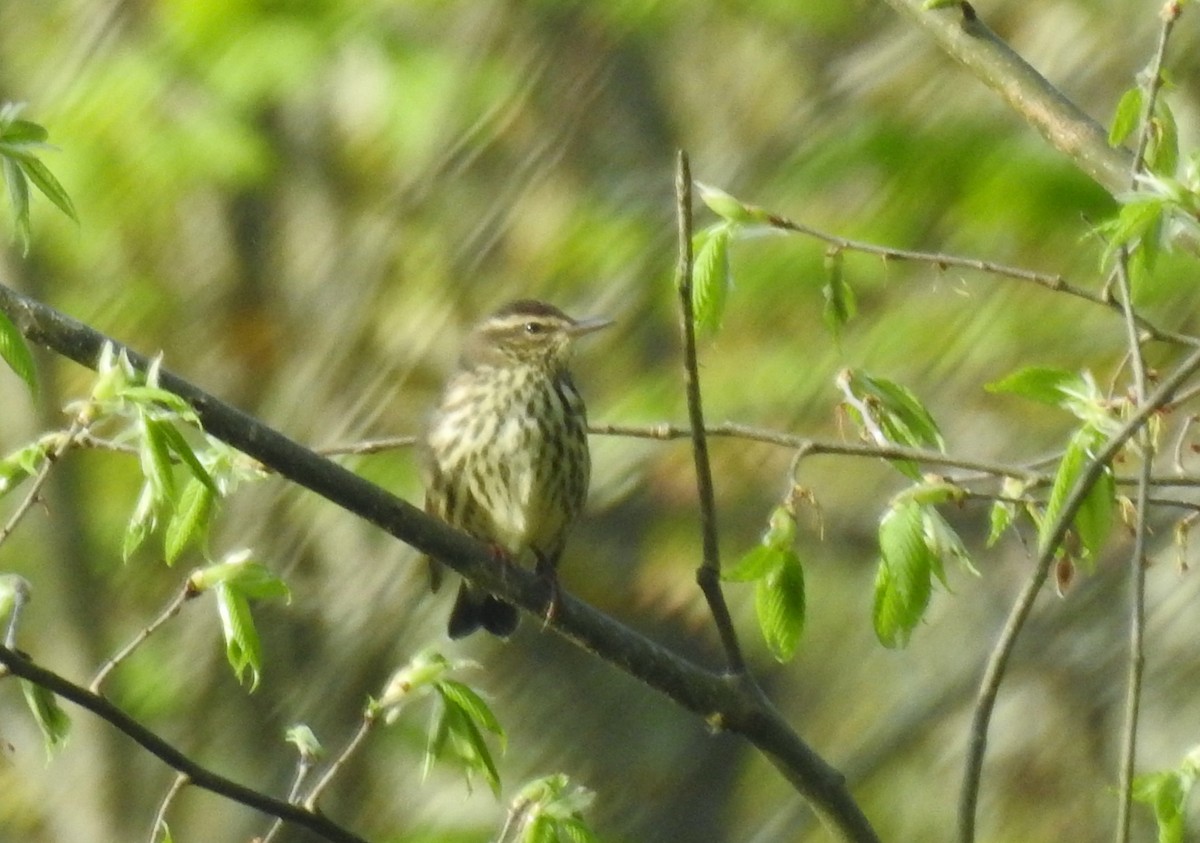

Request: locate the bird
(421, 299), (611, 638)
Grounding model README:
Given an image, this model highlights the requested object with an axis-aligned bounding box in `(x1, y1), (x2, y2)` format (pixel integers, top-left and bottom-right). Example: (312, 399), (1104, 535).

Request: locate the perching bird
(422, 299), (611, 638)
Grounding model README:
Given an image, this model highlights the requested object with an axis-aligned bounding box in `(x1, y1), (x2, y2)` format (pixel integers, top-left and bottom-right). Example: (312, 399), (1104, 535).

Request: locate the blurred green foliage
(1, 1), (1199, 842)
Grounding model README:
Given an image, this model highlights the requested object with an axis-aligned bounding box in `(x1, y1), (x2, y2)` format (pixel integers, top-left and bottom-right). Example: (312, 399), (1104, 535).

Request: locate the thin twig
(90, 579), (199, 693)
(763, 211), (1195, 348)
(148, 773), (190, 843)
(261, 748), (319, 843)
(1113, 6), (1183, 839)
(1113, 250), (1153, 843)
(674, 150), (746, 675)
(302, 712), (377, 812)
(0, 422), (85, 547)
(958, 342), (1200, 843)
(0, 645), (368, 843)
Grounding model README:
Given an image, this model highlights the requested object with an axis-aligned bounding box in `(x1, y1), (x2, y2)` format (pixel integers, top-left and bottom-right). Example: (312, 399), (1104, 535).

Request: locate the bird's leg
(488, 542), (514, 584)
(534, 551), (560, 628)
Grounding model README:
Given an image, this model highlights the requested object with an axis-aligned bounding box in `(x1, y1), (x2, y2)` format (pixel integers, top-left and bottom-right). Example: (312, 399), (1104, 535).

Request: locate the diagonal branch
(673, 151), (748, 675)
(0, 645), (367, 843)
(0, 282), (880, 842)
(877, 0), (1131, 195)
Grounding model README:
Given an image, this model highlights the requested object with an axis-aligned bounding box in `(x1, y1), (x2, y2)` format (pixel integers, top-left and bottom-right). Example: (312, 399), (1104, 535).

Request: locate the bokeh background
(1, 1), (1199, 841)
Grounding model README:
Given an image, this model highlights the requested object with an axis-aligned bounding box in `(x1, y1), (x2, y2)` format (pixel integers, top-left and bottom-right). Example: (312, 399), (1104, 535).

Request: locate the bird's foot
(536, 556), (560, 629)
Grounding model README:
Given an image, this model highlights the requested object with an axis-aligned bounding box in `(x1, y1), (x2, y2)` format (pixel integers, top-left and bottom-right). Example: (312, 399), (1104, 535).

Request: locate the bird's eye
(524, 321), (544, 334)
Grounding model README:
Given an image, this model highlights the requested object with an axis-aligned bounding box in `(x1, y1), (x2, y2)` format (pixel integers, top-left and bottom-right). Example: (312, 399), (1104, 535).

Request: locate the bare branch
(90, 579), (198, 694)
(148, 774), (190, 843)
(0, 644), (368, 843)
(673, 151), (747, 675)
(877, 0), (1130, 194)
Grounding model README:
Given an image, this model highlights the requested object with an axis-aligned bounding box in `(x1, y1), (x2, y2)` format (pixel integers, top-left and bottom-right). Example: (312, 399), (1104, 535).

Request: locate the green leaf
(924, 508), (977, 577)
(190, 552), (290, 601)
(559, 817), (601, 843)
(437, 696), (502, 796)
(1133, 766), (1195, 843)
(893, 478), (966, 507)
(873, 501), (933, 648)
(0, 119), (49, 145)
(1109, 87), (1143, 147)
(153, 420), (219, 494)
(1074, 462), (1115, 563)
(1039, 427), (1106, 559)
(526, 815), (557, 843)
(1149, 98), (1180, 177)
(140, 413), (178, 503)
(985, 366), (1083, 408)
(692, 224), (732, 334)
(3, 156), (30, 253)
(1101, 197), (1164, 265)
(164, 475), (216, 565)
(438, 679), (506, 747)
(845, 369), (945, 450)
(121, 385), (196, 418)
(0, 440), (47, 497)
(14, 153), (77, 224)
(694, 181), (769, 224)
(123, 483), (159, 561)
(922, 0), (961, 8)
(822, 249), (856, 336)
(0, 307), (36, 393)
(724, 545), (783, 582)
(755, 550), (805, 661)
(285, 724), (324, 760)
(987, 477), (1027, 547)
(20, 679), (70, 755)
(215, 583), (264, 690)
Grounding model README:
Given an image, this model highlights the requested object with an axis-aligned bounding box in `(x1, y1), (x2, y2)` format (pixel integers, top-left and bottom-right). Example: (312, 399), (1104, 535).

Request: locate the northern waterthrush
(422, 299), (611, 638)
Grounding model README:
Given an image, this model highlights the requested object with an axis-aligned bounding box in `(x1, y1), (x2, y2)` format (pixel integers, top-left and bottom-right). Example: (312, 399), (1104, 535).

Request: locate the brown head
(462, 299), (612, 369)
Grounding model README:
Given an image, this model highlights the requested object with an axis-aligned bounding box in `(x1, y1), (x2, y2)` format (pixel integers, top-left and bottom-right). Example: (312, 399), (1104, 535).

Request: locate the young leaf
(0, 440), (47, 497)
(559, 817), (602, 843)
(12, 154), (77, 224)
(0, 307), (36, 393)
(140, 413), (178, 503)
(3, 156), (30, 253)
(845, 369), (945, 451)
(440, 697), (502, 796)
(154, 421), (219, 494)
(1109, 87), (1143, 147)
(215, 584), (264, 690)
(1074, 462), (1115, 563)
(694, 182), (768, 224)
(692, 224), (732, 334)
(285, 724), (324, 761)
(164, 475), (216, 565)
(723, 545), (783, 582)
(822, 249), (856, 336)
(124, 483), (159, 560)
(1039, 427), (1106, 559)
(1148, 98), (1180, 177)
(437, 679), (506, 749)
(985, 366), (1083, 408)
(755, 550), (805, 661)
(20, 679), (70, 755)
(873, 501), (933, 648)
(1133, 761), (1197, 843)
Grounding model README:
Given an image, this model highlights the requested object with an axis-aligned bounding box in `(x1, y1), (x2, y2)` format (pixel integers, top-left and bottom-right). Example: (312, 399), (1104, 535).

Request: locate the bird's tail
(447, 583), (519, 639)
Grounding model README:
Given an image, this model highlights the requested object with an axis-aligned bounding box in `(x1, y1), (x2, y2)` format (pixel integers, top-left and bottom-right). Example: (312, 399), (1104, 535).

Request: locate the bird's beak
(569, 315), (615, 337)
